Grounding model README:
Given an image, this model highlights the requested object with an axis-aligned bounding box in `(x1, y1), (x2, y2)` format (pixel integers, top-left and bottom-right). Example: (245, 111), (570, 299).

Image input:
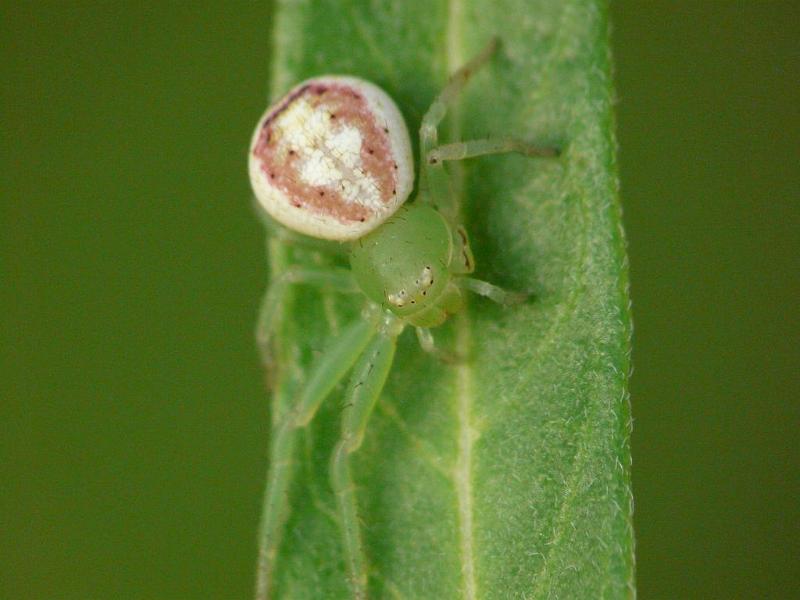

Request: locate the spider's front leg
(330, 313), (404, 600)
(255, 310), (376, 600)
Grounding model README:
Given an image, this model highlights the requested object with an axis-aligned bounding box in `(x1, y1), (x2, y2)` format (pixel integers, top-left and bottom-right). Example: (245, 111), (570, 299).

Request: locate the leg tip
(502, 290), (531, 306)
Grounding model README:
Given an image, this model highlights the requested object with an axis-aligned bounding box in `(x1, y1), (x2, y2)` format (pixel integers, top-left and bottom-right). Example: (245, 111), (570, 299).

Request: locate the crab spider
(249, 38), (559, 600)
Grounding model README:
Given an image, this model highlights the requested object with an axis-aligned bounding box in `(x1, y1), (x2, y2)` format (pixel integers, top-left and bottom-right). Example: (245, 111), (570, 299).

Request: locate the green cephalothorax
(350, 204), (464, 327)
(250, 38), (560, 600)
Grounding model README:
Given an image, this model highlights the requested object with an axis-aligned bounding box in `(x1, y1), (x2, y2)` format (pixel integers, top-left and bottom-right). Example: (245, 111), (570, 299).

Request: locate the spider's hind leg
(419, 37), (498, 158)
(418, 39), (499, 220)
(417, 38), (561, 224)
(427, 138), (559, 166)
(258, 208), (350, 257)
(256, 266), (359, 367)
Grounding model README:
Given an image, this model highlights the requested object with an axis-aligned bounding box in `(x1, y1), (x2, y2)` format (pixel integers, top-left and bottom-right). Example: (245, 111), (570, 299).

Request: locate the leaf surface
(263, 1), (633, 598)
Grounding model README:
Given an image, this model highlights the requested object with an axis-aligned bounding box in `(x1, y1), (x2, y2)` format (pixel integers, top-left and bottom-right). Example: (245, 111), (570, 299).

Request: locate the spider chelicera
(249, 38), (558, 600)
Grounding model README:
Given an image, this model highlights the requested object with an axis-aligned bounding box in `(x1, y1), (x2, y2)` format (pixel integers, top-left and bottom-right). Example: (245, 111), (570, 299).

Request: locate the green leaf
(262, 0), (633, 598)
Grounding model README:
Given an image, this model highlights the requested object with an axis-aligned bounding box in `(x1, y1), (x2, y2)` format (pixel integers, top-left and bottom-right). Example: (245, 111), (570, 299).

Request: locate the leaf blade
(262, 1), (633, 598)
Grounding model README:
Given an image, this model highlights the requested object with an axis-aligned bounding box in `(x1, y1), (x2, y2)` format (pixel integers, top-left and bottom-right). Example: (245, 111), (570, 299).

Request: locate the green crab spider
(249, 38), (559, 600)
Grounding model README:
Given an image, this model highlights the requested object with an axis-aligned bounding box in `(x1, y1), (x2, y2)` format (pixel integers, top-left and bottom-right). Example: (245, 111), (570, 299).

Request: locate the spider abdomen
(249, 76), (414, 241)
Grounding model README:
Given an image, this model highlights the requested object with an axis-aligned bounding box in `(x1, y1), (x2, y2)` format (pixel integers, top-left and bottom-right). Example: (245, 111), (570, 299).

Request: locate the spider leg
(419, 38), (498, 157)
(255, 319), (376, 600)
(257, 207), (350, 257)
(458, 276), (530, 306)
(415, 326), (461, 363)
(330, 316), (404, 599)
(418, 38), (498, 219)
(256, 266), (359, 367)
(427, 138), (559, 165)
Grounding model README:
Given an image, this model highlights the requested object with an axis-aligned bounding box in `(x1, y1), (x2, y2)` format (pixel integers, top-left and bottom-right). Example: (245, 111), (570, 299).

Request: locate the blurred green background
(2, 2), (797, 599)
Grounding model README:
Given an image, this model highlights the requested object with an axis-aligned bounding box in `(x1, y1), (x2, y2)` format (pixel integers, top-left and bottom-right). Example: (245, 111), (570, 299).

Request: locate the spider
(249, 38), (558, 600)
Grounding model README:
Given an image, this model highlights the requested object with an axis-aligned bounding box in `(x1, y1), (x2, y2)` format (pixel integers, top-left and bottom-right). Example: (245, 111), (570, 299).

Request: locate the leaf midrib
(445, 2), (479, 598)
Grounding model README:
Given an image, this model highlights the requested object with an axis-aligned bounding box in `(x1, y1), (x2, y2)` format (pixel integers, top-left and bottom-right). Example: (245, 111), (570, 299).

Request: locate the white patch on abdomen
(277, 98), (382, 211)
